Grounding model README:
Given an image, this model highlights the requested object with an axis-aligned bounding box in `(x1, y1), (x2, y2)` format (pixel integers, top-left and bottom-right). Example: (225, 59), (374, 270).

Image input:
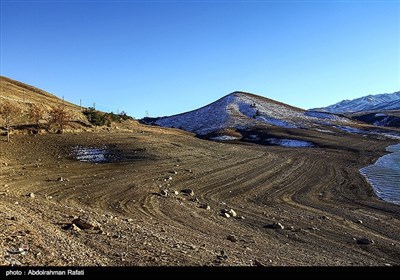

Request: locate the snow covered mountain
(147, 91), (351, 135)
(314, 91), (400, 114)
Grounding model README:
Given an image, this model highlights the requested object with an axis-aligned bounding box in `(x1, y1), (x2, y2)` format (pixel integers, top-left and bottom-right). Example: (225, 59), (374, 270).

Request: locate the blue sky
(1, 0), (399, 118)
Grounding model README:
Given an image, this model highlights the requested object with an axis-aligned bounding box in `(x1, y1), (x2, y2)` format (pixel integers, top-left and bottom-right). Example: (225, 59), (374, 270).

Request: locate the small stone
(356, 220), (363, 224)
(167, 176), (173, 181)
(357, 238), (374, 245)
(200, 204), (211, 210)
(181, 189), (194, 196)
(29, 193), (35, 198)
(228, 209), (237, 217)
(71, 224), (82, 232)
(252, 259), (265, 267)
(171, 170), (178, 175)
(127, 218), (133, 222)
(160, 189), (168, 197)
(227, 235), (237, 242)
(236, 216), (245, 220)
(57, 177), (64, 182)
(223, 213), (230, 218)
(173, 190), (179, 195)
(71, 218), (98, 230)
(265, 222), (284, 229)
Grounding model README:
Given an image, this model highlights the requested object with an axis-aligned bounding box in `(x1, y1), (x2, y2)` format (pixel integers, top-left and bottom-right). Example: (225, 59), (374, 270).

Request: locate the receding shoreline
(360, 143), (400, 206)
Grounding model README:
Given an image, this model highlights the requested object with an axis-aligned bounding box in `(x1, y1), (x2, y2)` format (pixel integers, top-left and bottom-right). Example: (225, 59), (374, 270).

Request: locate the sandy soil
(1, 124), (399, 267)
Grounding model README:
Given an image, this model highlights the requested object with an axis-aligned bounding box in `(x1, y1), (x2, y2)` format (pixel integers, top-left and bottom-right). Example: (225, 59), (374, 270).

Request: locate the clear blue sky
(1, 0), (399, 118)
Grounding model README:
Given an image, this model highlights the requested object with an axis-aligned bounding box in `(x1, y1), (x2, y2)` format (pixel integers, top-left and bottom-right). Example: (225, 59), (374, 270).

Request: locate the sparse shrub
(84, 107), (133, 127)
(49, 105), (70, 133)
(0, 101), (21, 142)
(28, 103), (45, 126)
(84, 107), (107, 126)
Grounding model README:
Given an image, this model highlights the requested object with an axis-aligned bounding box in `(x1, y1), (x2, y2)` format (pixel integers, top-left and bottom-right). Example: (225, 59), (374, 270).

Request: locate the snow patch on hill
(155, 92), (353, 135)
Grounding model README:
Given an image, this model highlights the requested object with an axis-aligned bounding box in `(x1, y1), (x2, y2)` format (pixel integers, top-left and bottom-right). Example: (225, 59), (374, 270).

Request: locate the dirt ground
(1, 123), (399, 267)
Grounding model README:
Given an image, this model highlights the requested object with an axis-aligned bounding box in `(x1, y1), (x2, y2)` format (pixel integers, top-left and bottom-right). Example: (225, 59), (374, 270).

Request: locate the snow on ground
(373, 117), (390, 127)
(72, 146), (107, 163)
(266, 138), (314, 147)
(314, 128), (335, 134)
(155, 92), (354, 135)
(255, 116), (297, 128)
(335, 126), (366, 134)
(210, 135), (240, 141)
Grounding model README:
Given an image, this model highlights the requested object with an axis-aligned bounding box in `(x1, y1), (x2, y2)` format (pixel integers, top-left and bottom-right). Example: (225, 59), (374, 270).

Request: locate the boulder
(181, 189), (194, 196)
(227, 235), (237, 242)
(71, 217), (99, 230)
(160, 189), (168, 197)
(265, 222), (284, 229)
(357, 238), (374, 245)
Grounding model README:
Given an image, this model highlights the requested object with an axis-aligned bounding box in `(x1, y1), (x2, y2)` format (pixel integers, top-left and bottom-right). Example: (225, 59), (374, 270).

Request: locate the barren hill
(0, 76), (89, 127)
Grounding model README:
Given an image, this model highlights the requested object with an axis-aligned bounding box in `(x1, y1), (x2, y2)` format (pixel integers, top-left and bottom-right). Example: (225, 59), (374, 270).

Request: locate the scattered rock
(356, 220), (363, 224)
(227, 235), (237, 242)
(216, 250), (228, 261)
(173, 190), (179, 195)
(171, 170), (178, 175)
(71, 217), (98, 230)
(160, 189), (169, 197)
(357, 238), (374, 245)
(308, 226), (320, 231)
(190, 197), (199, 202)
(265, 222), (284, 229)
(57, 177), (69, 182)
(71, 224), (82, 232)
(167, 176), (173, 181)
(228, 209), (237, 217)
(181, 188), (194, 196)
(252, 259), (265, 267)
(28, 193), (35, 198)
(223, 213), (230, 218)
(200, 204), (211, 210)
(236, 216), (245, 220)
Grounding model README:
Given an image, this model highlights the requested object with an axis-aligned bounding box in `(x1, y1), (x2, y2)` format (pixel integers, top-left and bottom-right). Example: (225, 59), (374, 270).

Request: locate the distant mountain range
(313, 91), (400, 114)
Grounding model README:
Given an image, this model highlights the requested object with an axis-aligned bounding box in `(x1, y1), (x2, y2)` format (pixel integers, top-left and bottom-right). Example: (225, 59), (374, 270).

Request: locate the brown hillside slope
(0, 76), (90, 128)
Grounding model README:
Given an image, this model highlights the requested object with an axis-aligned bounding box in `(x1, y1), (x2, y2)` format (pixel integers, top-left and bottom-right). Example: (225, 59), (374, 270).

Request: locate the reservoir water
(360, 144), (400, 205)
